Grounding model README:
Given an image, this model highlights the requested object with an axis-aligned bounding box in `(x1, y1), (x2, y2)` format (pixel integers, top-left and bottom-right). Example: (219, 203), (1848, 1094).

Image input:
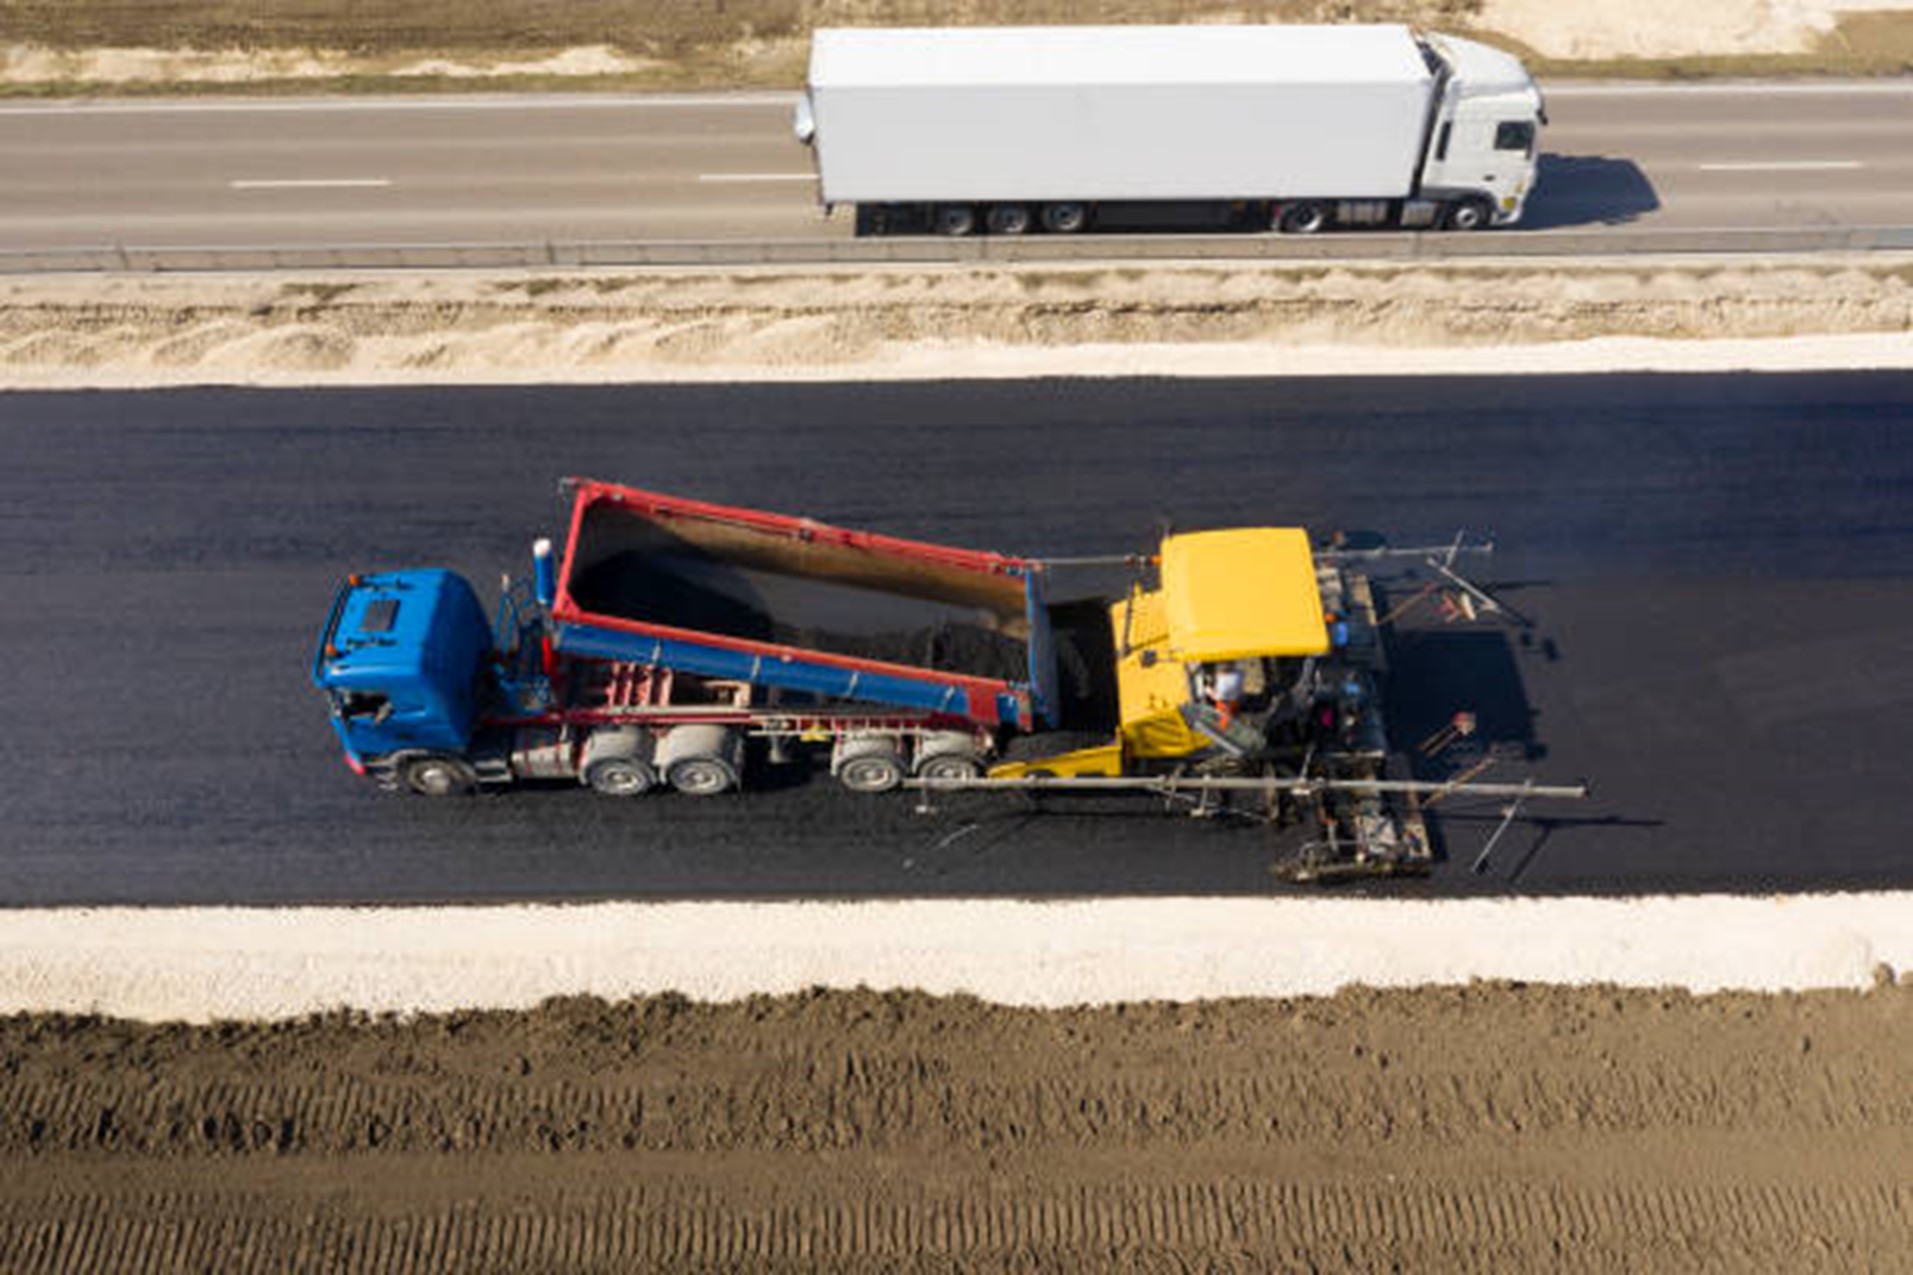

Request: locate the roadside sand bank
(2, 258), (1909, 388)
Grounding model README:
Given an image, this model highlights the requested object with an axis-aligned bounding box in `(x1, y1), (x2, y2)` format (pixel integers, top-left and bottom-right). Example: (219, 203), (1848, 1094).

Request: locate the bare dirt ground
(3, 258), (1911, 388)
(2, 983), (1908, 1272)
(5, 0), (1913, 91)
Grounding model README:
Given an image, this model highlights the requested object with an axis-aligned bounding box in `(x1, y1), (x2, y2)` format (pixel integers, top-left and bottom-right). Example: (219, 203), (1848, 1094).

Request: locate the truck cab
(1417, 33), (1547, 227)
(311, 569), (494, 789)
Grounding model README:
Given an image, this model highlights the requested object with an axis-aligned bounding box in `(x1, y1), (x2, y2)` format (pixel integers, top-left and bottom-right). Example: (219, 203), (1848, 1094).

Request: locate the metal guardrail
(2, 226), (1911, 274)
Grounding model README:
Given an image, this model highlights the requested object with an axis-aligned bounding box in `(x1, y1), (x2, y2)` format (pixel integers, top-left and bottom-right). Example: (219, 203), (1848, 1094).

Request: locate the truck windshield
(336, 690), (390, 719)
(1495, 121), (1536, 154)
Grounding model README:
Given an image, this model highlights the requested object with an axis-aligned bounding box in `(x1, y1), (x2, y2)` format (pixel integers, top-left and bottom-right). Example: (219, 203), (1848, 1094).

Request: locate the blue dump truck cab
(311, 569), (495, 787)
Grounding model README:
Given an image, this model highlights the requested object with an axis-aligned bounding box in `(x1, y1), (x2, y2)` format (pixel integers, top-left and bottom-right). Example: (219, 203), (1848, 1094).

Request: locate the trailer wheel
(932, 204), (977, 236)
(1040, 202), (1088, 234)
(667, 756), (739, 796)
(657, 724), (744, 796)
(1444, 196), (1495, 231)
(1279, 201), (1331, 234)
(401, 754), (477, 797)
(584, 757), (657, 797)
(835, 732), (906, 794)
(839, 753), (905, 794)
(985, 203), (1033, 236)
(916, 730), (984, 782)
(917, 753), (982, 782)
(580, 726), (657, 796)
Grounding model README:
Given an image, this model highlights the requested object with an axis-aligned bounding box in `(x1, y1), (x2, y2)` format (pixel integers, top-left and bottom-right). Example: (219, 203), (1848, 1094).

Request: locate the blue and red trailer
(312, 478), (1070, 796)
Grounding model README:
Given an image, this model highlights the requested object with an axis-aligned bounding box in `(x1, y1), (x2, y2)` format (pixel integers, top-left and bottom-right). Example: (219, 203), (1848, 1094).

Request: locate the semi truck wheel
(932, 204), (977, 236)
(915, 731), (984, 782)
(665, 757), (736, 796)
(584, 757), (657, 797)
(580, 726), (657, 797)
(917, 753), (982, 782)
(1444, 197), (1495, 231)
(401, 754), (477, 797)
(835, 732), (906, 794)
(838, 753), (905, 793)
(656, 724), (744, 796)
(1279, 202), (1331, 234)
(985, 203), (1033, 235)
(1040, 202), (1088, 234)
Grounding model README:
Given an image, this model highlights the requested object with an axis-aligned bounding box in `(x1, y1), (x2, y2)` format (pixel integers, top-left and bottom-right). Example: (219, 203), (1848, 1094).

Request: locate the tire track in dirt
(2, 985), (1906, 1271)
(7, 1059), (1909, 1156)
(3, 1178), (1908, 1272)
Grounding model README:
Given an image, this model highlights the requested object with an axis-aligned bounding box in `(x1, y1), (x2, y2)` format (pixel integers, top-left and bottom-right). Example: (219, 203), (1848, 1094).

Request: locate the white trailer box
(805, 25), (1438, 204)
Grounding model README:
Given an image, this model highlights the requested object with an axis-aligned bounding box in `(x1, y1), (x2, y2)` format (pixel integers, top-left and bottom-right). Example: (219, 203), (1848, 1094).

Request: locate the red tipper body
(547, 479), (1053, 729)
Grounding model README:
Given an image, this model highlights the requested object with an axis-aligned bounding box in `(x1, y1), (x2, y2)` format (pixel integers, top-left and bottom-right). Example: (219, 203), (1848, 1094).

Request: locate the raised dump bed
(549, 479), (1054, 727)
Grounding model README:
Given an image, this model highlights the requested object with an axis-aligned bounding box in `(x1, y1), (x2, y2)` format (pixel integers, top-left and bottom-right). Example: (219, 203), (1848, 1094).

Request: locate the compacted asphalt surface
(2, 374), (1909, 903)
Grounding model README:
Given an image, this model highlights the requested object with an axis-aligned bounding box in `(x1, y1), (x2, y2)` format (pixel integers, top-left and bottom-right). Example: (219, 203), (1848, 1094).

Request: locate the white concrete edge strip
(2, 332), (1909, 392)
(2, 893), (1906, 1023)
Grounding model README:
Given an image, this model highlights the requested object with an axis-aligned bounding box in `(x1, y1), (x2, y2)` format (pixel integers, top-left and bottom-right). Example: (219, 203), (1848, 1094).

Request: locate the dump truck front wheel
(401, 754), (477, 797)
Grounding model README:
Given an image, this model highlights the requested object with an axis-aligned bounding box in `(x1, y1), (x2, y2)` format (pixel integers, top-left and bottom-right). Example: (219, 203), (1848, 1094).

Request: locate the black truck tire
(401, 754), (478, 797)
(932, 204), (977, 236)
(836, 732), (907, 793)
(584, 757), (657, 797)
(657, 724), (745, 796)
(1279, 201), (1331, 234)
(1040, 202), (1088, 234)
(1445, 196), (1495, 231)
(985, 203), (1033, 235)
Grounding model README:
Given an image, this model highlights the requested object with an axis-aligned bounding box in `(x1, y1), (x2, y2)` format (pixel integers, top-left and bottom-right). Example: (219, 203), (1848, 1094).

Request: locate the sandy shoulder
(2, 257), (1910, 387)
(3, 894), (1906, 1022)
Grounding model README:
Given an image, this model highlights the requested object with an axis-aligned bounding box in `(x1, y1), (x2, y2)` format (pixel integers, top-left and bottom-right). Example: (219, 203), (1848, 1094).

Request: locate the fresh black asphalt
(2, 374), (1909, 903)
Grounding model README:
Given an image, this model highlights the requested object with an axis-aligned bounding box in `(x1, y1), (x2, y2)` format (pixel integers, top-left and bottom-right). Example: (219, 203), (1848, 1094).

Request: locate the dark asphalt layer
(2, 375), (1909, 904)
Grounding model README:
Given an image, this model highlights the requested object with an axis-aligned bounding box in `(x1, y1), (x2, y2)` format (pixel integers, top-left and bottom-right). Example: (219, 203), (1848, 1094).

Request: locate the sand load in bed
(564, 498), (1033, 683)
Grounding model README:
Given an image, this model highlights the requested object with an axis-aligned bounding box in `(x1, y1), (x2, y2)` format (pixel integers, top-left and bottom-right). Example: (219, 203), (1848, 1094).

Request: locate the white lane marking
(697, 172), (814, 183)
(1696, 160), (1864, 172)
(229, 178), (393, 189)
(0, 93), (798, 116)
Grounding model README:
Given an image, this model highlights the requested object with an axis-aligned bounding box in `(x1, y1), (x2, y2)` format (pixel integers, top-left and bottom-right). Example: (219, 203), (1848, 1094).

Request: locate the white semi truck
(794, 24), (1546, 236)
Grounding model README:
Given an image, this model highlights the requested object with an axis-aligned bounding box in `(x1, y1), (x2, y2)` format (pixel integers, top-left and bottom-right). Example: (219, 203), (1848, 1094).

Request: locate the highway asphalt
(2, 375), (1909, 904)
(1, 83), (1910, 249)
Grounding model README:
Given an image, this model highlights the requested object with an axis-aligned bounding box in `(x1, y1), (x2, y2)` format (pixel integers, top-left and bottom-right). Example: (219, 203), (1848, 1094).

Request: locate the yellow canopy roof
(1160, 528), (1329, 661)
